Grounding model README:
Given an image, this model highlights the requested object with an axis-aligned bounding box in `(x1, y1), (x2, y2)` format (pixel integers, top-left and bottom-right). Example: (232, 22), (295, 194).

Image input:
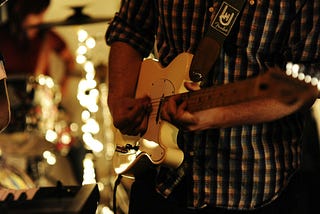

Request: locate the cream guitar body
(113, 53), (193, 177)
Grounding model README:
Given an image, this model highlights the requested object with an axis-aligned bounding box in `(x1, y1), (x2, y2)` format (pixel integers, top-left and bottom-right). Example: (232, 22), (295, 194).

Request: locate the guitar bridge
(115, 144), (139, 154)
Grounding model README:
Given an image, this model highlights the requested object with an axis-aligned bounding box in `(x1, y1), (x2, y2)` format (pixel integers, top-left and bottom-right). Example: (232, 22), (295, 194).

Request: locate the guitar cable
(113, 174), (123, 214)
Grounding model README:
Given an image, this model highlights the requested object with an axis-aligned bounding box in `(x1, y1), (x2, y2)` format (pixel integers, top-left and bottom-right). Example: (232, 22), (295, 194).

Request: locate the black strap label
(211, 1), (241, 36)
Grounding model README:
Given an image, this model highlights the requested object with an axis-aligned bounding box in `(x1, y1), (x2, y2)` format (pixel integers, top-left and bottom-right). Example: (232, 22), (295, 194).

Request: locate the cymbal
(29, 6), (113, 29)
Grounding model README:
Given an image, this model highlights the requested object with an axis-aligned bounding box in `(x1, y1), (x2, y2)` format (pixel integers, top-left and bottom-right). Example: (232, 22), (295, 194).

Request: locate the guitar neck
(169, 67), (309, 113)
(185, 77), (260, 112)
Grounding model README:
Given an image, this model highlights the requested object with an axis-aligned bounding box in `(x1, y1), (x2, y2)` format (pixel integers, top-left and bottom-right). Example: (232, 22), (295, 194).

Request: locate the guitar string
(145, 64), (320, 120)
(147, 89), (211, 118)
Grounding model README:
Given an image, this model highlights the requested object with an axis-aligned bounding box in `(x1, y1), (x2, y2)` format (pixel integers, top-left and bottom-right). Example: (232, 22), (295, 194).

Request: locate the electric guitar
(113, 52), (313, 178)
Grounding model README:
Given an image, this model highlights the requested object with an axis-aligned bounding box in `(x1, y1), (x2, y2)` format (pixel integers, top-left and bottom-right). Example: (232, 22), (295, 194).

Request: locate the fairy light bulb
(286, 62), (320, 91)
(78, 29), (88, 43)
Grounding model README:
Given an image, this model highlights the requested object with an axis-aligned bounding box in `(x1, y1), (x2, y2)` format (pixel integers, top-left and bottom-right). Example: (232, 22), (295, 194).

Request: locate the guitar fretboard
(163, 67), (310, 113)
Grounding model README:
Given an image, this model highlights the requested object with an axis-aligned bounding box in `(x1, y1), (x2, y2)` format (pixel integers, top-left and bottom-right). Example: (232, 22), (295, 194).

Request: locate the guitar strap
(155, 0), (248, 201)
(189, 0), (247, 86)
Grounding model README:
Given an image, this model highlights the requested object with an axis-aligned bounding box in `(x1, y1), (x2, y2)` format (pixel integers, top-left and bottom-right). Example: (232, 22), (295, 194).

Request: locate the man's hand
(108, 95), (152, 136)
(160, 81), (201, 131)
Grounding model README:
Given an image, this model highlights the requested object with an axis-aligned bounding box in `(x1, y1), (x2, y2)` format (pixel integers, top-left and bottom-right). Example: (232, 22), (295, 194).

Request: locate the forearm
(193, 86), (319, 130)
(107, 42), (152, 135)
(108, 42), (143, 100)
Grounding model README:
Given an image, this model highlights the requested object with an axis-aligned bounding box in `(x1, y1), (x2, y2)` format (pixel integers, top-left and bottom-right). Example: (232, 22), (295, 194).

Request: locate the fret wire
(186, 82), (255, 112)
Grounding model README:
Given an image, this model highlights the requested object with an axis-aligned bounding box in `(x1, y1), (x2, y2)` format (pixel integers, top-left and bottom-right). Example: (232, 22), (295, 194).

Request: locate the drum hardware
(4, 75), (61, 134)
(27, 5), (112, 29)
(0, 75), (61, 159)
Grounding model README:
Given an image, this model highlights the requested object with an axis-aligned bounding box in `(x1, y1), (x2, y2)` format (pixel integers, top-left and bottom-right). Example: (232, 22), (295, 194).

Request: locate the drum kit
(0, 2), (112, 190)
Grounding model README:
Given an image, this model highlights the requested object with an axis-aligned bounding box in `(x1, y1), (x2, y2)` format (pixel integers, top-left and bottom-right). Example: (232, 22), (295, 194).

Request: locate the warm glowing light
(47, 155), (57, 165)
(81, 110), (91, 121)
(43, 151), (56, 165)
(305, 75), (312, 83)
(70, 123), (79, 132)
(84, 61), (95, 73)
(89, 88), (99, 97)
(101, 206), (113, 214)
(37, 75), (46, 85)
(82, 133), (103, 152)
(82, 118), (100, 134)
(86, 37), (96, 49)
(311, 77), (319, 86)
(298, 72), (305, 81)
(43, 151), (51, 159)
(88, 104), (99, 113)
(45, 78), (55, 88)
(86, 72), (95, 80)
(76, 55), (87, 64)
(83, 158), (94, 168)
(78, 29), (88, 42)
(82, 154), (97, 184)
(45, 129), (58, 142)
(77, 45), (88, 55)
(61, 132), (72, 144)
(78, 79), (97, 91)
(141, 138), (161, 148)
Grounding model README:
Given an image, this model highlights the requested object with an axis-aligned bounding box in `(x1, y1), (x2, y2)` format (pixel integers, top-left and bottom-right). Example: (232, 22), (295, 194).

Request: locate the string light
(75, 28), (106, 154)
(286, 62), (320, 90)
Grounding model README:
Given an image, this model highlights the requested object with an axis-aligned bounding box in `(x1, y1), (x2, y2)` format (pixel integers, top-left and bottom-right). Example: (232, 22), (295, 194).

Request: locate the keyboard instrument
(0, 183), (100, 213)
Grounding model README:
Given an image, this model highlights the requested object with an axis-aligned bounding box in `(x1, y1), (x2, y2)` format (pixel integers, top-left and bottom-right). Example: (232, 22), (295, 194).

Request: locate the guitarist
(106, 1), (320, 214)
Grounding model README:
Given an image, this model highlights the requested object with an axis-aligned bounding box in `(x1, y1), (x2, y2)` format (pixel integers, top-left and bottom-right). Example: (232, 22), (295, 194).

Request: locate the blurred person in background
(0, 0), (75, 90)
(0, 0), (76, 132)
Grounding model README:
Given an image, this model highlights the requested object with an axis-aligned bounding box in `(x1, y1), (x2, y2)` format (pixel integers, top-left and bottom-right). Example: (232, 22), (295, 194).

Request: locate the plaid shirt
(106, 0), (320, 210)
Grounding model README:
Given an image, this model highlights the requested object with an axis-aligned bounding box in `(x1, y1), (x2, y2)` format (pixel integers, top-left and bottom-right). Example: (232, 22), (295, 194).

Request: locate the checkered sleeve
(289, 0), (320, 77)
(105, 0), (156, 58)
